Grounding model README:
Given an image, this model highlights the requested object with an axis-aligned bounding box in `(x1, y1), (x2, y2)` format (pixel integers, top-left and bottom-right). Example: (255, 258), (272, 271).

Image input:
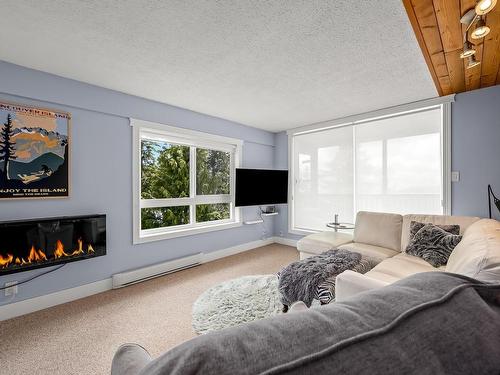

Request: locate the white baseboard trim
(0, 278), (112, 321)
(0, 237), (294, 321)
(272, 237), (298, 247)
(202, 238), (275, 263)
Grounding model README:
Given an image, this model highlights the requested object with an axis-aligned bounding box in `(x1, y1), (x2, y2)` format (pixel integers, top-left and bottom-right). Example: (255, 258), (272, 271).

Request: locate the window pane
(355, 108), (442, 215)
(196, 203), (230, 223)
(356, 140), (383, 194)
(387, 134), (441, 194)
(293, 127), (354, 231)
(141, 139), (190, 199)
(141, 206), (190, 230)
(298, 154), (311, 181)
(196, 148), (230, 195)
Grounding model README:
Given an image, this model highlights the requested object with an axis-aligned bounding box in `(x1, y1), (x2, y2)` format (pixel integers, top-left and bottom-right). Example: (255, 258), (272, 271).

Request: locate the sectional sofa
(111, 211), (500, 374)
(112, 272), (500, 374)
(297, 211), (500, 300)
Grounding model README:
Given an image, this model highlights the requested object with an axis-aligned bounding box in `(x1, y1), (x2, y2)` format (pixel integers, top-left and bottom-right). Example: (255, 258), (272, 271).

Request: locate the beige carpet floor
(0, 244), (297, 375)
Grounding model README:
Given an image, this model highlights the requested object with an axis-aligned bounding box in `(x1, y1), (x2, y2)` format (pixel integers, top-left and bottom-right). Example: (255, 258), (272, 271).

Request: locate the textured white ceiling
(0, 1), (437, 132)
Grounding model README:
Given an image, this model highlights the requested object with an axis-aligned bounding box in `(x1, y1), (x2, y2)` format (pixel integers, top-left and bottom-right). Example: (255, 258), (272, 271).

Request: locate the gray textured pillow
(408, 221), (460, 242)
(406, 223), (462, 267)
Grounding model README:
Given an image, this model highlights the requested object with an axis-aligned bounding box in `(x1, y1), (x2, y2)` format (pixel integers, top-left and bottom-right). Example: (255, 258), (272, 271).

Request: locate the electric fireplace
(0, 214), (106, 275)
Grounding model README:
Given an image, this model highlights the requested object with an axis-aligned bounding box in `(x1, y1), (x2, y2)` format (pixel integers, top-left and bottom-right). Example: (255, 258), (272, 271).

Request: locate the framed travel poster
(0, 101), (70, 199)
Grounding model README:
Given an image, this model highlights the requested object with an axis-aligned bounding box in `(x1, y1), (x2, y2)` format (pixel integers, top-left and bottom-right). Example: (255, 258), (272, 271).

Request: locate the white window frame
(287, 95), (455, 236)
(131, 118), (243, 243)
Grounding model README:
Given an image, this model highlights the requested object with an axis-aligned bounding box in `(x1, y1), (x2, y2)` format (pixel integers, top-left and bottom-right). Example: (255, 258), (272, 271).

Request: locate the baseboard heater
(112, 253), (202, 289)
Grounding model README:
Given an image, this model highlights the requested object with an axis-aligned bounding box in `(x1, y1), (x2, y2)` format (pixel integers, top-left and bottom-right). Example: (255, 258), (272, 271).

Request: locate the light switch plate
(451, 171), (460, 182)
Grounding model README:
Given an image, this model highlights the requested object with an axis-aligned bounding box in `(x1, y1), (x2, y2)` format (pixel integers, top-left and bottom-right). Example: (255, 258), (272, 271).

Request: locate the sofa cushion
(338, 242), (399, 265)
(353, 211), (403, 251)
(297, 232), (353, 255)
(405, 224), (462, 267)
(365, 253), (437, 283)
(446, 219), (500, 282)
(401, 214), (480, 251)
(117, 273), (500, 375)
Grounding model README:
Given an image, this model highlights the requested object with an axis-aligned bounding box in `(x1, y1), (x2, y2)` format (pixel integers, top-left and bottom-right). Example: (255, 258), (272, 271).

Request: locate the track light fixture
(475, 0), (497, 15)
(459, 0), (497, 67)
(460, 41), (476, 58)
(467, 55), (481, 69)
(471, 17), (491, 39)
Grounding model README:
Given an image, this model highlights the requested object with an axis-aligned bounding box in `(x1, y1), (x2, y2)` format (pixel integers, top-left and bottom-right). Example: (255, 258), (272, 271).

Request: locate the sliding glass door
(290, 106), (446, 233)
(354, 108), (442, 215)
(293, 126), (353, 230)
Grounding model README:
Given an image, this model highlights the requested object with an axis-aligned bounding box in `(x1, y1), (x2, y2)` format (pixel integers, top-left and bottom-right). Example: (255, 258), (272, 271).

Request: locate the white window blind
(291, 106), (446, 233)
(294, 125), (353, 230)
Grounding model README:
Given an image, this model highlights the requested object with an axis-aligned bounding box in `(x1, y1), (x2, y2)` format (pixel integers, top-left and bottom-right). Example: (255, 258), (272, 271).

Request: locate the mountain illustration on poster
(0, 101), (70, 199)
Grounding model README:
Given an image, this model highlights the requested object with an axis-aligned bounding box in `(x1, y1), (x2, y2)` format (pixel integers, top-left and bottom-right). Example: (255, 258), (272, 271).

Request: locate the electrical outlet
(451, 171), (460, 182)
(279, 231), (284, 237)
(4, 281), (18, 297)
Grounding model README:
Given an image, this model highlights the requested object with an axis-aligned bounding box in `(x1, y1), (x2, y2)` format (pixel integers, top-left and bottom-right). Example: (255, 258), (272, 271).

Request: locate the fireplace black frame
(0, 214), (106, 275)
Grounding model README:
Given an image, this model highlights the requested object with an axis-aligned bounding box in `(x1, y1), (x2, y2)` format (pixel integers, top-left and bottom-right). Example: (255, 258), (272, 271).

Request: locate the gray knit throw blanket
(278, 249), (363, 307)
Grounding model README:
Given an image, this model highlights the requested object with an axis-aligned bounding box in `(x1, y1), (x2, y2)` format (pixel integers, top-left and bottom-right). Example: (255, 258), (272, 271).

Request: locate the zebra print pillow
(405, 223), (462, 267)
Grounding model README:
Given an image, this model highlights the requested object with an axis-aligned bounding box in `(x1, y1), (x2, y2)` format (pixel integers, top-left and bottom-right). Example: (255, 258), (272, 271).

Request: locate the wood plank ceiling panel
(480, 6), (500, 86)
(403, 0), (446, 95)
(403, 0), (500, 95)
(435, 0), (466, 92)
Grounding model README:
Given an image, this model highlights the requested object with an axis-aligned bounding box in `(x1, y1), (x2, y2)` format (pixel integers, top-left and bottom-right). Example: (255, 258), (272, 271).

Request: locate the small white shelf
(244, 219), (264, 225)
(261, 212), (279, 217)
(244, 210), (279, 225)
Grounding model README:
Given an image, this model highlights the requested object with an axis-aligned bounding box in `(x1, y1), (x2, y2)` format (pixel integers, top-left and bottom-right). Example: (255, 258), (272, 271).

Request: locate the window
(293, 125), (353, 231)
(132, 119), (242, 243)
(289, 102), (451, 234)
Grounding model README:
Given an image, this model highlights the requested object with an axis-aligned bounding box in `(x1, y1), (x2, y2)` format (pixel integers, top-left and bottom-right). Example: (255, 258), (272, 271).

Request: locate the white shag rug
(192, 274), (282, 334)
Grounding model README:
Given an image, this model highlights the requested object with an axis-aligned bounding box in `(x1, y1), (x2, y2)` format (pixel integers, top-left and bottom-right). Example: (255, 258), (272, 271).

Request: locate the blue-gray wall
(0, 61), (276, 305)
(452, 85), (500, 220)
(275, 85), (500, 238)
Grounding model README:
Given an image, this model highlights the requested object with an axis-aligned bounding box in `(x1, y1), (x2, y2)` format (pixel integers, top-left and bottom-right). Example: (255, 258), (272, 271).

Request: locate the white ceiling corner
(0, 0), (437, 132)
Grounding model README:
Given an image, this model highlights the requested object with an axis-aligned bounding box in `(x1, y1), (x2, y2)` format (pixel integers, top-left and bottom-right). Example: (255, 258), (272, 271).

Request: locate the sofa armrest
(111, 344), (152, 375)
(335, 270), (390, 302)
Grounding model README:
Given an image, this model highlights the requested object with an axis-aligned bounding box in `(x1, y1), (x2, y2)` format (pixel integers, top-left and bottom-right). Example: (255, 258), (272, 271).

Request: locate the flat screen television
(235, 168), (288, 207)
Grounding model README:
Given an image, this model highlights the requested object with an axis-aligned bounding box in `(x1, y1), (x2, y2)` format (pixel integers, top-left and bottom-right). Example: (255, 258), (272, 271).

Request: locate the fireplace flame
(27, 245), (47, 263)
(0, 254), (13, 267)
(1, 239), (97, 270)
(70, 239), (84, 256)
(53, 240), (69, 259)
